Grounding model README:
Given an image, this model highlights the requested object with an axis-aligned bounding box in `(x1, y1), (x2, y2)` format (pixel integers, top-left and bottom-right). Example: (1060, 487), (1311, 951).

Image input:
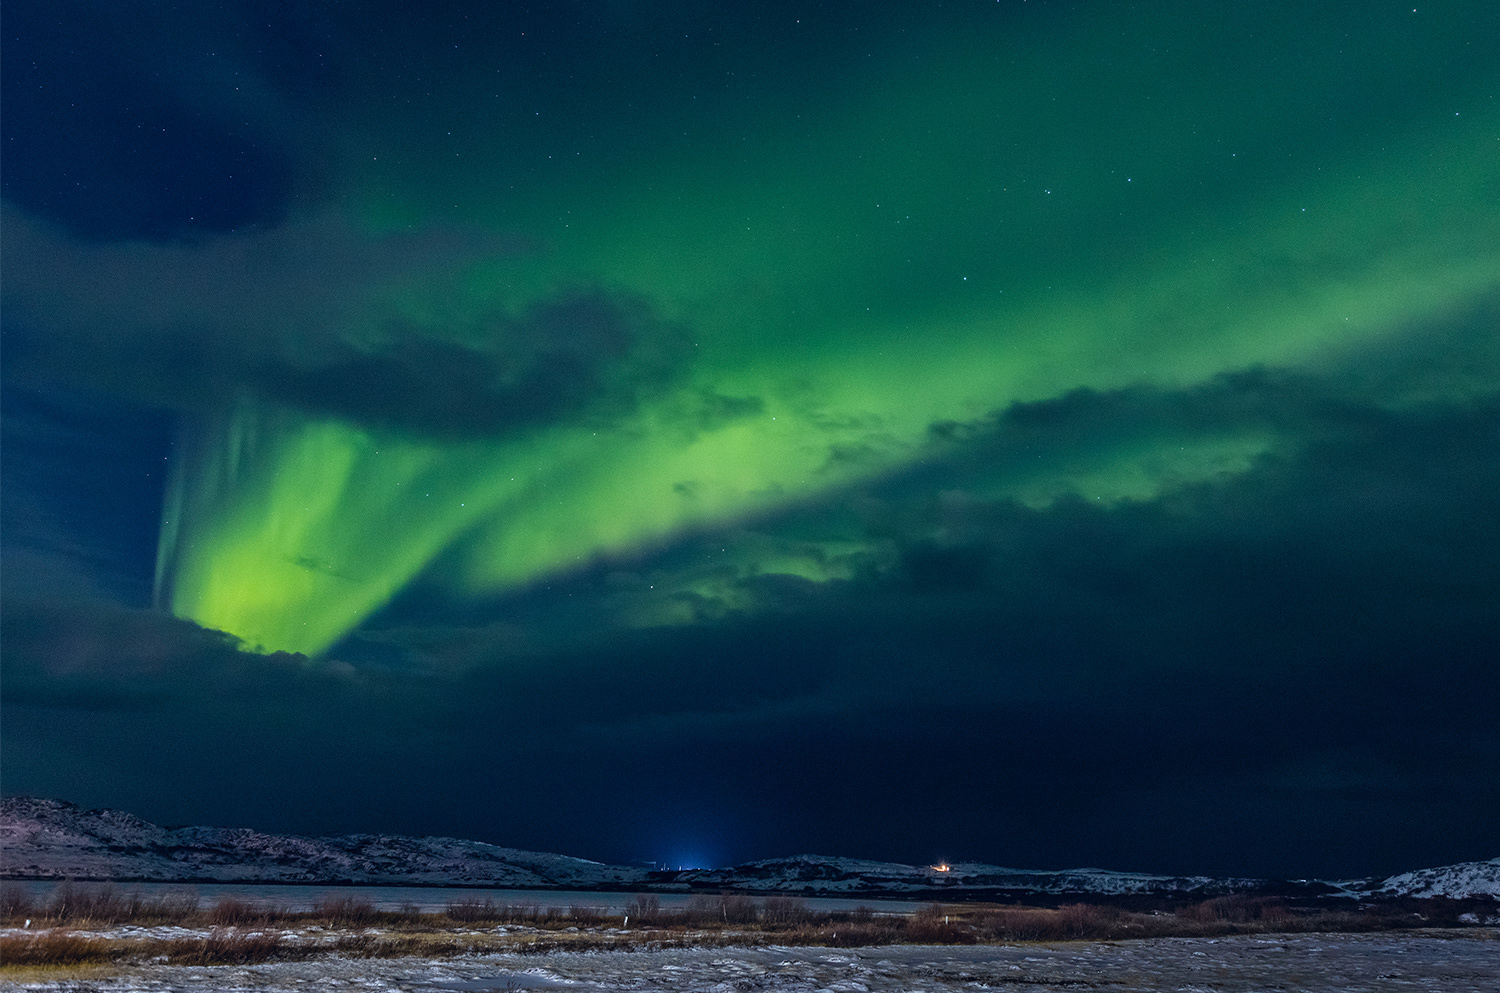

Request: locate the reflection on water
(5, 880), (921, 915)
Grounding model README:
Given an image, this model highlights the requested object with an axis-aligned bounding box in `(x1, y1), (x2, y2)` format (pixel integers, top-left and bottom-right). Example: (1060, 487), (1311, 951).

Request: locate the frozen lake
(4, 881), (924, 916)
(3, 931), (1497, 992)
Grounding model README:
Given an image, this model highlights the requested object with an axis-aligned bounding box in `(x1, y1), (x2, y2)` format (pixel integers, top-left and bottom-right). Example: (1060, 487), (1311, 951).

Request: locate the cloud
(14, 349), (1491, 737)
(466, 360), (1492, 635)
(0, 595), (341, 711)
(1, 208), (692, 438)
(5, 375), (1496, 873)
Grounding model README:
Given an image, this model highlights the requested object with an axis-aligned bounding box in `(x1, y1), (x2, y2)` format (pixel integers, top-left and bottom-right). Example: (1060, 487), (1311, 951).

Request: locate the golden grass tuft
(0, 930), (114, 967)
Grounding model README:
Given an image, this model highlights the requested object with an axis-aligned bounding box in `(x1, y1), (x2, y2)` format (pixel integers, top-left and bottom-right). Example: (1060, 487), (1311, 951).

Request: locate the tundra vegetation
(1, 882), (1493, 972)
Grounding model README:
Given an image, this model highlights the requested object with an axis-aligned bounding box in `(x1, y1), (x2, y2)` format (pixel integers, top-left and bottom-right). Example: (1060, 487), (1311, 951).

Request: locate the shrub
(313, 894), (377, 926)
(763, 896), (814, 926)
(624, 894), (662, 924)
(1058, 903), (1102, 938)
(684, 894), (759, 925)
(979, 907), (1066, 940)
(46, 882), (126, 922)
(904, 917), (975, 944)
(209, 897), (265, 926)
(1259, 901), (1292, 924)
(139, 891), (201, 923)
(682, 895), (712, 923)
(0, 884), (34, 921)
(20, 883), (198, 925)
(1181, 895), (1288, 924)
(721, 895), (759, 925)
(506, 903), (545, 923)
(388, 901), (425, 925)
(567, 904), (606, 926)
(445, 897), (497, 922)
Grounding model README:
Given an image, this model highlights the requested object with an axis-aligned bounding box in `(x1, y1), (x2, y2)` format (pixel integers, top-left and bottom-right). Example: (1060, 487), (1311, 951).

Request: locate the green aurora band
(157, 6), (1500, 655)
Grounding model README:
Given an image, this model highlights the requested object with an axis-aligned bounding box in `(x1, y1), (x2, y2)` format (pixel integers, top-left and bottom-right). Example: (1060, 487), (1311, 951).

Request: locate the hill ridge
(3, 797), (1495, 900)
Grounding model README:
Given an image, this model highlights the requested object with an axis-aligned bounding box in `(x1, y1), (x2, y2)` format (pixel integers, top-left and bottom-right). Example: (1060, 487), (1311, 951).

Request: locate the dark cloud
(1, 209), (690, 438)
(80, 373), (1475, 874)
(4, 322), (1495, 876)
(0, 597), (316, 711)
(0, 1), (692, 442)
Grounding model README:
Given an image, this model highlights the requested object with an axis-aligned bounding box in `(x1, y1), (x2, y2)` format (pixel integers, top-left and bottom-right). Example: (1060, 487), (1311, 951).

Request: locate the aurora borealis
(3, 1), (1498, 876)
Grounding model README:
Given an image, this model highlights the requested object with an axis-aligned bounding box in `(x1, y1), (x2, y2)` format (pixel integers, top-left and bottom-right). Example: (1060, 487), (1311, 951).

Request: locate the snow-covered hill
(1370, 859), (1500, 900)
(0, 797), (647, 888)
(681, 855), (1500, 900)
(3, 797), (1495, 901)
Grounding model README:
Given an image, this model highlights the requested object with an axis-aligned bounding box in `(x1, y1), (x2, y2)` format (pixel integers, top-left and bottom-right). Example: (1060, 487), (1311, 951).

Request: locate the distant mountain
(3, 797), (1496, 902)
(1370, 859), (1500, 900)
(0, 797), (647, 888)
(667, 855), (1274, 899)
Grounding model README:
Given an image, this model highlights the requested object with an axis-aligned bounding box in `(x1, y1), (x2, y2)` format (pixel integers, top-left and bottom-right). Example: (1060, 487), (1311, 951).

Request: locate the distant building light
(931, 863), (951, 872)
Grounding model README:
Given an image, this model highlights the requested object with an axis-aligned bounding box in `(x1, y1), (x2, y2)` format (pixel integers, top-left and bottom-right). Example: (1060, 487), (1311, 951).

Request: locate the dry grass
(1179, 895), (1292, 923)
(332, 933), (464, 958)
(0, 930), (115, 966)
(208, 896), (289, 926)
(163, 929), (294, 966)
(1, 898), (1490, 978)
(3, 881), (1492, 971)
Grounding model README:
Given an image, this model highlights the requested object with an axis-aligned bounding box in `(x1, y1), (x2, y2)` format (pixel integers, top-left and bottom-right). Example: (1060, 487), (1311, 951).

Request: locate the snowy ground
(4, 931), (1498, 993)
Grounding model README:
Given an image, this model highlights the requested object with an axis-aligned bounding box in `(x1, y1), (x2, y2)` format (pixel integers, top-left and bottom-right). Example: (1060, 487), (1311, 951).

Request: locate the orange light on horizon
(931, 863), (950, 872)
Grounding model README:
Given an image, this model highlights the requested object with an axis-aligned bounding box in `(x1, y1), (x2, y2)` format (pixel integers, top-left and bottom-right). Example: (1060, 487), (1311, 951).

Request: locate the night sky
(3, 1), (1498, 880)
